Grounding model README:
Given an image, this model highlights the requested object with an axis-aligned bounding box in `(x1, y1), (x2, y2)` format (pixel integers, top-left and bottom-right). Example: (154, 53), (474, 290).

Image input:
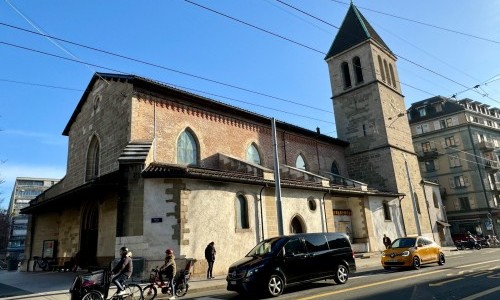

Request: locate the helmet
(120, 246), (129, 253)
(165, 249), (174, 255)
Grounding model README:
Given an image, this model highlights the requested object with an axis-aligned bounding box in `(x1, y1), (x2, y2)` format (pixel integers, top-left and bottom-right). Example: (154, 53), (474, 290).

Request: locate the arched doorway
(80, 201), (99, 267)
(290, 215), (306, 234)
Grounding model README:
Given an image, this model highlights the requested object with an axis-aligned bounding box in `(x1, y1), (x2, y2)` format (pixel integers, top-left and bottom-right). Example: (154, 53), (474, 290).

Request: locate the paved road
(0, 245), (476, 299)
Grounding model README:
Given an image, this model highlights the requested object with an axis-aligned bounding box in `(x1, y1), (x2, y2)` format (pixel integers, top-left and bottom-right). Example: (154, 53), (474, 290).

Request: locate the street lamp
(487, 212), (497, 238)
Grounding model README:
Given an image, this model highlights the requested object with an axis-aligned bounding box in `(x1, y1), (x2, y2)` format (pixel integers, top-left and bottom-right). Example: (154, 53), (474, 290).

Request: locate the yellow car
(381, 236), (445, 270)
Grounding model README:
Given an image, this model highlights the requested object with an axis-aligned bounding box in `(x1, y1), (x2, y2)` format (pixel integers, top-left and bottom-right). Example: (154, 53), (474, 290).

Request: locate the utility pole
(271, 118), (284, 235)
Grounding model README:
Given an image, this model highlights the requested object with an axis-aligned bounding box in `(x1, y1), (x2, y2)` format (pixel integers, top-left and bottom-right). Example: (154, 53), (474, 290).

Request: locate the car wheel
(383, 266), (391, 270)
(333, 264), (349, 284)
(438, 253), (445, 265)
(412, 256), (421, 270)
(266, 274), (284, 297)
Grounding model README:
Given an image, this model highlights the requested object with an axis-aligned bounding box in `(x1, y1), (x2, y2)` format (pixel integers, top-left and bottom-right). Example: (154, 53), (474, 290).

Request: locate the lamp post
(487, 212), (497, 238)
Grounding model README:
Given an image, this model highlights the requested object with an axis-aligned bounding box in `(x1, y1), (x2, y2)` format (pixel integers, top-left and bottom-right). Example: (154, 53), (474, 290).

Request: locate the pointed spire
(325, 3), (392, 60)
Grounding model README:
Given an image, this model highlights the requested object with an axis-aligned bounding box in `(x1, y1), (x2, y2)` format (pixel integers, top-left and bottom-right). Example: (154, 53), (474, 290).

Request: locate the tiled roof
(118, 141), (153, 164)
(325, 3), (392, 60)
(142, 163), (400, 197)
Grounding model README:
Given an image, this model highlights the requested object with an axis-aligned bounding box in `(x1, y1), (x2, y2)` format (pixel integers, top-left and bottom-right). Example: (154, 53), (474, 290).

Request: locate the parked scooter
(455, 237), (482, 250)
(476, 236), (490, 248)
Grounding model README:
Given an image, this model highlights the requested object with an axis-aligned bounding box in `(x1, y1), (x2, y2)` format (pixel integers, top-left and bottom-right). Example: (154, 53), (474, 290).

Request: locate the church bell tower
(325, 3), (431, 236)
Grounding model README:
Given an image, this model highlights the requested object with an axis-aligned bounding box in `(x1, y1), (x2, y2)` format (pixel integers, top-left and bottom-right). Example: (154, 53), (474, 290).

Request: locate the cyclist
(159, 248), (176, 300)
(111, 246), (133, 296)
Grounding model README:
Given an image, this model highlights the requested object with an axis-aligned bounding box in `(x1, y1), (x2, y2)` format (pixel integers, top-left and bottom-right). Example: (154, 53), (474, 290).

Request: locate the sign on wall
(333, 209), (352, 216)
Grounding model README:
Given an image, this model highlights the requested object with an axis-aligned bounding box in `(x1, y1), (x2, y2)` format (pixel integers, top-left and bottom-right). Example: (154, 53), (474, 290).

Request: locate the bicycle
(70, 269), (143, 300)
(32, 256), (49, 271)
(142, 260), (192, 300)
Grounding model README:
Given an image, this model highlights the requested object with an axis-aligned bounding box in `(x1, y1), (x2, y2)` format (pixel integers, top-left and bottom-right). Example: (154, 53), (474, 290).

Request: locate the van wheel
(412, 256), (421, 270)
(438, 253), (445, 265)
(383, 266), (391, 270)
(266, 274), (284, 297)
(333, 264), (349, 284)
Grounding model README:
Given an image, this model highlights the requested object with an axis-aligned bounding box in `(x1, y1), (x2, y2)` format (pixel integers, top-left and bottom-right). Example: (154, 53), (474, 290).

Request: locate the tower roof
(325, 3), (392, 60)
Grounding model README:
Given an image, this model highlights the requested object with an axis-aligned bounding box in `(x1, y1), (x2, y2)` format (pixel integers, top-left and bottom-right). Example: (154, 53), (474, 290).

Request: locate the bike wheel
(124, 283), (143, 300)
(142, 284), (157, 300)
(175, 282), (189, 297)
(40, 260), (48, 271)
(82, 290), (104, 300)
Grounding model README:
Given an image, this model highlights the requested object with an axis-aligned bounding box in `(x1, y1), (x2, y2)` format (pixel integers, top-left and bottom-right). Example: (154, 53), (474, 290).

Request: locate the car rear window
(392, 238), (416, 248)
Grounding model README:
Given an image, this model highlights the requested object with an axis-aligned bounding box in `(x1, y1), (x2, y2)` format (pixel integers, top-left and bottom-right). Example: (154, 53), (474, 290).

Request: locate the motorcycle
(455, 238), (482, 250)
(476, 236), (490, 248)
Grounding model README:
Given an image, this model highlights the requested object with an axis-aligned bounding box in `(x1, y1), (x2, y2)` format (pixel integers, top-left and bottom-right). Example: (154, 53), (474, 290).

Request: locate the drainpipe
(398, 195), (407, 237)
(322, 191), (329, 233)
(466, 124), (492, 234)
(259, 186), (266, 241)
(281, 129), (287, 165)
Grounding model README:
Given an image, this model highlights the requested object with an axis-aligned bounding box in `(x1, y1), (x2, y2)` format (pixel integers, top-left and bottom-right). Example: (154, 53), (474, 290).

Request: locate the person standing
(204, 242), (216, 279)
(383, 234), (392, 249)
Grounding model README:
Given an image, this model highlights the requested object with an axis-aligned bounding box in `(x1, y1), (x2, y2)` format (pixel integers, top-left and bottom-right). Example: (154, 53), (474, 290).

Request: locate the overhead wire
(0, 22), (333, 115)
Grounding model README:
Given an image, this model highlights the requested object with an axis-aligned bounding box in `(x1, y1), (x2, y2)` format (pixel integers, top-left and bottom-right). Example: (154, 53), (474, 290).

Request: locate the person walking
(204, 242), (216, 279)
(383, 234), (392, 249)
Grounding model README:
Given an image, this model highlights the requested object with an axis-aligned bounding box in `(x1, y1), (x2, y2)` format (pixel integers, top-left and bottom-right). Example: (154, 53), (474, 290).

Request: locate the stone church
(21, 3), (444, 277)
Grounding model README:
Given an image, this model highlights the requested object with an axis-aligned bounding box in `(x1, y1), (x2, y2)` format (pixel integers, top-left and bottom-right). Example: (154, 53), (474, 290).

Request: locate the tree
(0, 174), (9, 252)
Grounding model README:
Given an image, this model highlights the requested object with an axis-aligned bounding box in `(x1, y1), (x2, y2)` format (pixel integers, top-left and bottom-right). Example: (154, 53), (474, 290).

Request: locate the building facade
(7, 177), (59, 259)
(408, 96), (500, 238)
(21, 3), (442, 277)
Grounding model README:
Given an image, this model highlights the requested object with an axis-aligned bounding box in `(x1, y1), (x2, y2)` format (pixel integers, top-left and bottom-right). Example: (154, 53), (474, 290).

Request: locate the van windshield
(246, 238), (280, 257)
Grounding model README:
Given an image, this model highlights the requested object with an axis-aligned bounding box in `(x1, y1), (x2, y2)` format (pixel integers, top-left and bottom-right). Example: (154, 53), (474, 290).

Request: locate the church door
(80, 201), (99, 267)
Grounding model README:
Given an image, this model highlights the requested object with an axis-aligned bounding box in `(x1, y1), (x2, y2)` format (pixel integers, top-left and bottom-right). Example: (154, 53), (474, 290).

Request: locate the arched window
(389, 63), (397, 87)
(378, 56), (386, 82)
(236, 194), (249, 229)
(177, 129), (198, 165)
(383, 202), (391, 221)
(246, 143), (261, 165)
(352, 56), (364, 83)
(296, 154), (307, 170)
(414, 192), (421, 214)
(383, 59), (391, 86)
(85, 135), (100, 182)
(331, 161), (340, 175)
(341, 62), (352, 89)
(433, 192), (439, 209)
(290, 215), (305, 233)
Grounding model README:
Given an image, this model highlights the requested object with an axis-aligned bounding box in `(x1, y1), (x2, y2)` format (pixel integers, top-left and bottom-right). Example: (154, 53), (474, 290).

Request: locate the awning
(436, 220), (451, 227)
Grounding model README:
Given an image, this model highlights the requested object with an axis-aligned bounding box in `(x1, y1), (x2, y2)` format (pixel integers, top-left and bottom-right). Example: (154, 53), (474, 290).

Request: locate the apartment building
(7, 177), (59, 258)
(408, 96), (500, 238)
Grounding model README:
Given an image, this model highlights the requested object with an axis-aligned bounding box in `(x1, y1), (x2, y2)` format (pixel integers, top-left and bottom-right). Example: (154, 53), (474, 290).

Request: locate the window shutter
(455, 137), (461, 145)
(420, 162), (426, 172)
(452, 116), (459, 125)
(416, 125), (422, 134)
(422, 124), (429, 132)
(449, 178), (455, 188)
(464, 176), (470, 187)
(441, 140), (447, 149)
(434, 160), (440, 170)
(433, 121), (441, 130)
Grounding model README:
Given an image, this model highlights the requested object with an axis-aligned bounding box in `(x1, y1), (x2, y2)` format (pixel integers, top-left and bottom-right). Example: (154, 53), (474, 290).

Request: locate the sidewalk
(0, 246), (462, 300)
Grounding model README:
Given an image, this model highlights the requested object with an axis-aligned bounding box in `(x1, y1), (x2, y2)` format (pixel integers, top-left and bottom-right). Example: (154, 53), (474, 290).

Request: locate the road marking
(470, 271), (493, 277)
(428, 277), (463, 286)
(460, 286), (500, 300)
(299, 259), (500, 300)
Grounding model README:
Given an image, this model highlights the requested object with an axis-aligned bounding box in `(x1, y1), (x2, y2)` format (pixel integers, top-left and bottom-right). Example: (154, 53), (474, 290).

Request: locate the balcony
(485, 160), (500, 173)
(478, 141), (495, 152)
(418, 149), (439, 160)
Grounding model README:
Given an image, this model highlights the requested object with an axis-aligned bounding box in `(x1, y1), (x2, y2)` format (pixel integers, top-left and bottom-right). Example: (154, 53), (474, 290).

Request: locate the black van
(226, 232), (356, 297)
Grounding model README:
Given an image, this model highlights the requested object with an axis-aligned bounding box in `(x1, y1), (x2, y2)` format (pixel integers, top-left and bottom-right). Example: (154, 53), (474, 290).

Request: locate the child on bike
(159, 248), (176, 300)
(111, 246), (133, 296)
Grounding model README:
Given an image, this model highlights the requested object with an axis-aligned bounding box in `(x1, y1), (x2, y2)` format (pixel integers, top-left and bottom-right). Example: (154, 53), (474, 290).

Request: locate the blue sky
(1, 0), (500, 208)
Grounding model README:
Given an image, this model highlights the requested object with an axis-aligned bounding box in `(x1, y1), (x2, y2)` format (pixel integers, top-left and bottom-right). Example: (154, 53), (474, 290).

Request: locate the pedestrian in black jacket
(204, 242), (216, 279)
